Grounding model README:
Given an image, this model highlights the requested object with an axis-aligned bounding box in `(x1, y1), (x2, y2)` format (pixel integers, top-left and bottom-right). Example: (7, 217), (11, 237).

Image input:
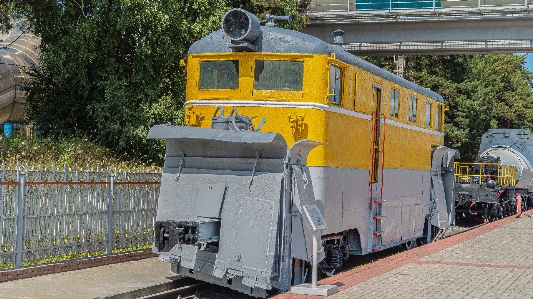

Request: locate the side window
(353, 73), (357, 109)
(390, 88), (399, 117)
(409, 96), (417, 122)
(329, 65), (342, 105)
(425, 102), (431, 126)
(436, 105), (441, 131)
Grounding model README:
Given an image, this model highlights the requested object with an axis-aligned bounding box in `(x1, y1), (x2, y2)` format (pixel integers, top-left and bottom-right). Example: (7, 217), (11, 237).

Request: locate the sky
(526, 54), (533, 72)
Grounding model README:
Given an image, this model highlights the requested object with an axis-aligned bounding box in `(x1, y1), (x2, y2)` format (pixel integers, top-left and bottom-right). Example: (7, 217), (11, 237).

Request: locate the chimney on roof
(333, 29), (345, 46)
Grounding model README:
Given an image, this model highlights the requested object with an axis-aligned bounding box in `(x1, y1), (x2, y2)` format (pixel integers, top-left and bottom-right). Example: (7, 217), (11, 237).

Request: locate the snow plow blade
(148, 125), (291, 297)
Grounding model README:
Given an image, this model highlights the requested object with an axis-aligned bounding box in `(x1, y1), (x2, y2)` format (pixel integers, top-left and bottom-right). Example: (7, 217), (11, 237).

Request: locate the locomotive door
(370, 84), (386, 252)
(371, 85), (382, 184)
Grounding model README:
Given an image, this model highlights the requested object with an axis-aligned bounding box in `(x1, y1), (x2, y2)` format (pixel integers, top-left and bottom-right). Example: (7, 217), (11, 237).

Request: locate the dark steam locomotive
(455, 129), (533, 222)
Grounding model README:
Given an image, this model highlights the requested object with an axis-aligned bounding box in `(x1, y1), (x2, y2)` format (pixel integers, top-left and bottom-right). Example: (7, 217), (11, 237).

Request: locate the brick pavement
(274, 209), (533, 299)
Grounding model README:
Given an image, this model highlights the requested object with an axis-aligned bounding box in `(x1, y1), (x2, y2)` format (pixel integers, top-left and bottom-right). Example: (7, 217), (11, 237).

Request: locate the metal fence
(0, 164), (161, 269)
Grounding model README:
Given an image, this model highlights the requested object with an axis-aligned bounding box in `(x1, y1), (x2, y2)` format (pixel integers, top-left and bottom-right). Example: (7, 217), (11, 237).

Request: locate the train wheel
(416, 237), (427, 247)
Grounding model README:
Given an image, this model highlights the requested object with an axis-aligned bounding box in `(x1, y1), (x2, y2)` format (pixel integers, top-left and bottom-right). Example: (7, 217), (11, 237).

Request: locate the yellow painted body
(184, 52), (445, 171)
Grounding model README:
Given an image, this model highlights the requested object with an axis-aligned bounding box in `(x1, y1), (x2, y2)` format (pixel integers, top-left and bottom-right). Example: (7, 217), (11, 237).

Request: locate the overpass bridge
(302, 0), (533, 55)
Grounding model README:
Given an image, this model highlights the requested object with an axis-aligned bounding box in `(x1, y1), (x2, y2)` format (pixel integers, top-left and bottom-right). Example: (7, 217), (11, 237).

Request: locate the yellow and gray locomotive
(149, 9), (457, 297)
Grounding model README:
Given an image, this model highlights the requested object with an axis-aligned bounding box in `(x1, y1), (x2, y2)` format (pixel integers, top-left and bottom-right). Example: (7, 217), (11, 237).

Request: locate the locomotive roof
(189, 26), (444, 103)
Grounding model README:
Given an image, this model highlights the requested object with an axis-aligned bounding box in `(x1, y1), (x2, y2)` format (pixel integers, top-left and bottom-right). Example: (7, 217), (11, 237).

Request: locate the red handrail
(380, 113), (387, 199)
(369, 111), (378, 211)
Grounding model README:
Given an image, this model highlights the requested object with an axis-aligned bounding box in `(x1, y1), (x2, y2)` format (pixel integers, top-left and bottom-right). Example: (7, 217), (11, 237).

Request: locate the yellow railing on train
(454, 162), (517, 186)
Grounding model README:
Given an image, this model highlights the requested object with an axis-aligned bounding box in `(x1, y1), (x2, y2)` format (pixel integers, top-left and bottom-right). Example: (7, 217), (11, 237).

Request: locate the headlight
(222, 9), (261, 43)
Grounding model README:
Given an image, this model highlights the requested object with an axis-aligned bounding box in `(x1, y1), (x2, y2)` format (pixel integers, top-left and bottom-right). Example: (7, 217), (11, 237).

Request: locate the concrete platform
(0, 258), (178, 299)
(275, 209), (533, 298)
(291, 284), (338, 296)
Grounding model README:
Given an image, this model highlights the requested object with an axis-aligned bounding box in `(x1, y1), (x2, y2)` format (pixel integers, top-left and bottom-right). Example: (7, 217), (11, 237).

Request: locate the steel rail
(137, 282), (209, 299)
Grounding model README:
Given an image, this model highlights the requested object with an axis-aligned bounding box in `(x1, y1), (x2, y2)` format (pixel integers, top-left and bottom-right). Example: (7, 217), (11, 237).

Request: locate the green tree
(26, 0), (227, 164)
(458, 54), (533, 160)
(16, 0), (308, 164)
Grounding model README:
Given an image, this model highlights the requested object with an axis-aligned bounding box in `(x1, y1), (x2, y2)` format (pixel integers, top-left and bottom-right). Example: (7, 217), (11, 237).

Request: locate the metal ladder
(372, 197), (386, 252)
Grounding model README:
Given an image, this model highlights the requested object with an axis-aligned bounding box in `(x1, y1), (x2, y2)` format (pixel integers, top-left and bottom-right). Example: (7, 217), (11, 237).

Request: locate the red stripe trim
(415, 260), (533, 270)
(114, 182), (160, 185)
(0, 181), (160, 185)
(26, 181), (108, 185)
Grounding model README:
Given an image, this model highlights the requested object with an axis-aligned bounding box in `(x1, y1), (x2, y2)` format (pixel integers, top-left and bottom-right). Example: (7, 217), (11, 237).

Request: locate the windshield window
(254, 60), (303, 91)
(199, 60), (239, 89)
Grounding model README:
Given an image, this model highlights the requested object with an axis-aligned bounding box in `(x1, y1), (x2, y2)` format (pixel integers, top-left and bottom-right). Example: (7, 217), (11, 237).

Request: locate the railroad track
(127, 217), (498, 299)
(137, 280), (249, 299)
(137, 281), (208, 299)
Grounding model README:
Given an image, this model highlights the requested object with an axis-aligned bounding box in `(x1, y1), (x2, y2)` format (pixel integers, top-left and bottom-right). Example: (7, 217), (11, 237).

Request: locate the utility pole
(394, 55), (405, 78)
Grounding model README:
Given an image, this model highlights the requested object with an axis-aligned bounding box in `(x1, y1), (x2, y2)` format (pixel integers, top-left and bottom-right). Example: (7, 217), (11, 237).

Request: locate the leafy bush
(0, 134), (156, 168)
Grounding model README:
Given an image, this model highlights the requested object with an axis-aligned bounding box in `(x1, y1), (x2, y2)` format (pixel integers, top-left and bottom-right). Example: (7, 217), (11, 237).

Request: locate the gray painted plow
(148, 125), (319, 297)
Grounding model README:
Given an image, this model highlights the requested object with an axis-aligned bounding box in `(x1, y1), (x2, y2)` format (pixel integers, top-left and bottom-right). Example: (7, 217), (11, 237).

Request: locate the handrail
(380, 113), (386, 199)
(454, 162), (516, 186)
(369, 110), (377, 211)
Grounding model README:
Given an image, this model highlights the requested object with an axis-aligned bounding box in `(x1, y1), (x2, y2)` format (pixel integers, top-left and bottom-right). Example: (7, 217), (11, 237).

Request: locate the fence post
(14, 171), (25, 268)
(106, 174), (115, 255)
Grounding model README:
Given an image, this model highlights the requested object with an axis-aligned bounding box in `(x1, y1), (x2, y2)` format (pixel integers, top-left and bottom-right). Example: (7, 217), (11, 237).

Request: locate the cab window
(329, 65), (342, 105)
(425, 102), (431, 126)
(390, 88), (399, 117)
(436, 105), (441, 131)
(254, 60), (303, 91)
(199, 60), (239, 90)
(409, 96), (417, 122)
